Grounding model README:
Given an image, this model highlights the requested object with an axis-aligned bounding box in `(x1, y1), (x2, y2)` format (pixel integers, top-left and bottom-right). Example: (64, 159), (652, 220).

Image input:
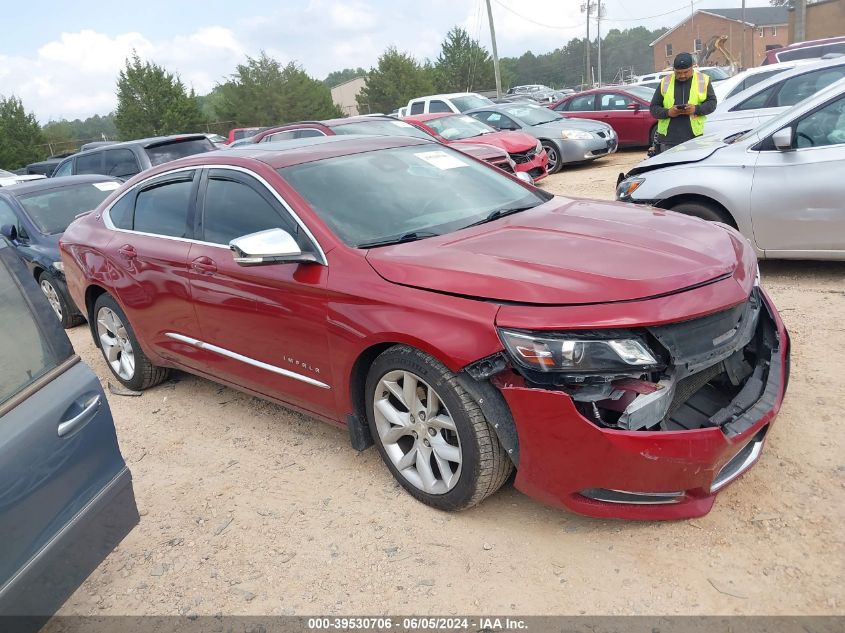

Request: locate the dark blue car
(0, 176), (121, 328)
(0, 237), (138, 627)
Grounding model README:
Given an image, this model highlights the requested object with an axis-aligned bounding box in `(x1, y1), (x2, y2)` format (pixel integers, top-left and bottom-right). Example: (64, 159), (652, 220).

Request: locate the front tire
(541, 141), (563, 174)
(93, 294), (169, 391)
(39, 271), (83, 329)
(365, 345), (513, 511)
(670, 201), (736, 227)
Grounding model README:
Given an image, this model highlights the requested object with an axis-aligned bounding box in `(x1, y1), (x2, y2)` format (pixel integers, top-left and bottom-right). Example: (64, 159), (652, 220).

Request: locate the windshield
(502, 104), (562, 126)
(332, 120), (434, 140)
(626, 85), (656, 101)
(425, 115), (494, 140)
(278, 144), (549, 247)
(146, 138), (215, 166)
(451, 95), (494, 112)
(18, 181), (119, 234)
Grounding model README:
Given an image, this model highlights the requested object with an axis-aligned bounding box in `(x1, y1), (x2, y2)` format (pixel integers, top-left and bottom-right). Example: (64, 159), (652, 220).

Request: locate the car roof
(465, 102), (545, 113)
(151, 134), (436, 172)
(776, 35), (845, 52)
(0, 174), (118, 196)
(69, 134), (210, 156)
(409, 93), (484, 101)
(721, 56), (845, 108)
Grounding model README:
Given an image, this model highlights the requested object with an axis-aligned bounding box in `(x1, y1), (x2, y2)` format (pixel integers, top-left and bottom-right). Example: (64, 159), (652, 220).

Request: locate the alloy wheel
(545, 146), (559, 172)
(373, 370), (462, 494)
(40, 279), (62, 320)
(96, 306), (136, 380)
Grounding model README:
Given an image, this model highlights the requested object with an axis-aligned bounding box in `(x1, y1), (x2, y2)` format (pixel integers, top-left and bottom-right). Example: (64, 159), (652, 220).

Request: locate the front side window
(0, 199), (18, 230)
(428, 100), (452, 113)
(52, 160), (73, 178)
(0, 259), (61, 406)
(795, 94), (845, 149)
(599, 93), (633, 111)
(75, 152), (102, 175)
(265, 130), (298, 142)
(279, 144), (549, 248)
(103, 149), (140, 179)
(201, 173), (296, 245)
(735, 84), (778, 111)
(133, 176), (194, 238)
(18, 182), (117, 235)
(776, 67), (845, 107)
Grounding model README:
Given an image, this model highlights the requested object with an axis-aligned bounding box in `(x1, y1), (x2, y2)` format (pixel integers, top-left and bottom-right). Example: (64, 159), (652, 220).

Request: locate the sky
(0, 0), (774, 123)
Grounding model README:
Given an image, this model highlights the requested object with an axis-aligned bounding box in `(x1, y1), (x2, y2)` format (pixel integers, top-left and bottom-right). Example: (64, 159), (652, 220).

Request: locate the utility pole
(581, 1), (592, 89)
(795, 0), (807, 43)
(741, 0), (746, 69)
(485, 0), (502, 98)
(596, 2), (605, 86)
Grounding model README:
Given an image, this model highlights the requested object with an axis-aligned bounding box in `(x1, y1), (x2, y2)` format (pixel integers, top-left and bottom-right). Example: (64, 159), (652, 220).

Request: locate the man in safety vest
(648, 52), (717, 154)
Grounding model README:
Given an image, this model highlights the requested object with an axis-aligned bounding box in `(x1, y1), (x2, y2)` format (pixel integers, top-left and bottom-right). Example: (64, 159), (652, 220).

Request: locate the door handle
(118, 245), (137, 259)
(58, 394), (101, 438)
(191, 256), (217, 274)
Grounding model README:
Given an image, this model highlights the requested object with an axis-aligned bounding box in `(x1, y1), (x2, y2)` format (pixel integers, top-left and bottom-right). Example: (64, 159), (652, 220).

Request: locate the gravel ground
(54, 149), (844, 617)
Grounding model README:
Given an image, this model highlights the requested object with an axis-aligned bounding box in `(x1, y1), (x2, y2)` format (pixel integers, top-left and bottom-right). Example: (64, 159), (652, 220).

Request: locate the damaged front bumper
(487, 288), (789, 520)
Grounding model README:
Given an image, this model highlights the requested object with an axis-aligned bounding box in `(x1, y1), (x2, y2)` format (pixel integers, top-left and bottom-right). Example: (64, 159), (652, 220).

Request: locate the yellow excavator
(697, 35), (741, 73)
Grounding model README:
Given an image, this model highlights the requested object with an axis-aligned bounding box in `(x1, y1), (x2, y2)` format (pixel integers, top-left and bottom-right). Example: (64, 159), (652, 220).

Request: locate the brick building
(651, 7), (790, 72)
(789, 0), (845, 42)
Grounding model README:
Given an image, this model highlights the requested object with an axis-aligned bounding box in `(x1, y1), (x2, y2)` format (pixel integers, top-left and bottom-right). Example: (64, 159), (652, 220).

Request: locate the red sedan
(60, 135), (788, 520)
(549, 85), (658, 147)
(404, 113), (549, 182)
(242, 115), (518, 176)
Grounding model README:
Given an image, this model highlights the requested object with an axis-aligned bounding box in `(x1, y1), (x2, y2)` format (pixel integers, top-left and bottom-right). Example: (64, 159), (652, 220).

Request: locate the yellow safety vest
(657, 71), (710, 137)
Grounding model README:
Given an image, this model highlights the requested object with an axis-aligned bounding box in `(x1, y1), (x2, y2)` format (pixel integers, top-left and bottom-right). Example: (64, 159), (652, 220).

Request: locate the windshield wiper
(357, 231), (440, 249)
(463, 203), (539, 229)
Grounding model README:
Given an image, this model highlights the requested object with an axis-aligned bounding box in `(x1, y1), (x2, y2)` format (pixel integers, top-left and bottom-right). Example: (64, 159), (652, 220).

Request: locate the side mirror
(0, 224), (17, 242)
(515, 172), (535, 186)
(229, 228), (318, 266)
(626, 102), (641, 112)
(772, 127), (794, 151)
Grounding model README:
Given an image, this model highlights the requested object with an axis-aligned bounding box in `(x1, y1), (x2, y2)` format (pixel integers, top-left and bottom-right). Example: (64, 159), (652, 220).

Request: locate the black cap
(673, 52), (694, 69)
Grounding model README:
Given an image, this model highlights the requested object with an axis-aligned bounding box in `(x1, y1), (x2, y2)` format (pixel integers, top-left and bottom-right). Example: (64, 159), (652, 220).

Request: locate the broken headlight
(498, 329), (659, 373)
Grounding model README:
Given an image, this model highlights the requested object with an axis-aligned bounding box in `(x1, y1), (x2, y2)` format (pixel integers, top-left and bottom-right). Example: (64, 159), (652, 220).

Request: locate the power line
(491, 0), (582, 30)
(492, 0), (700, 30)
(603, 1), (701, 22)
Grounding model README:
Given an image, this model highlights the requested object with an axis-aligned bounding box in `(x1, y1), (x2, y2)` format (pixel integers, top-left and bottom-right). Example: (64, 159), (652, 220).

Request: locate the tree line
(1, 24), (665, 169)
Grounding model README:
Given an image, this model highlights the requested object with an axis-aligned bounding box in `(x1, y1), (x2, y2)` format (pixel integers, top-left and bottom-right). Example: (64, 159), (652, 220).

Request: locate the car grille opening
(510, 149), (538, 164)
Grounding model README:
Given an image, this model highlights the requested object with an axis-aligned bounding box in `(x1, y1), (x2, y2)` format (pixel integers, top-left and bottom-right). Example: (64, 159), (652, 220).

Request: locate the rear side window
(133, 177), (193, 238)
(75, 152), (102, 175)
(568, 95), (597, 111)
(409, 101), (425, 115)
(0, 259), (61, 405)
(103, 149), (140, 179)
(145, 139), (215, 167)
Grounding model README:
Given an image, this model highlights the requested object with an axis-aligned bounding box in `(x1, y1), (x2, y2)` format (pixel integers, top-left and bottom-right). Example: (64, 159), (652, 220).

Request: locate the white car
(714, 59), (817, 101)
(705, 57), (845, 138)
(0, 170), (45, 187)
(406, 92), (494, 116)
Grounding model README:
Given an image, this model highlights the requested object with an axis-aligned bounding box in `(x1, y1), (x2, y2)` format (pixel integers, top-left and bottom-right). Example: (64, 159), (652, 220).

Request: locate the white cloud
(329, 1), (380, 32)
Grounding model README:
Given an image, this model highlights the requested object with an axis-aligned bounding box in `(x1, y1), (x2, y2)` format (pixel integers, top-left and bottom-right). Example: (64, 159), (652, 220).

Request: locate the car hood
(455, 131), (538, 153)
(453, 142), (506, 161)
(627, 134), (728, 175)
(365, 197), (742, 305)
(532, 118), (611, 135)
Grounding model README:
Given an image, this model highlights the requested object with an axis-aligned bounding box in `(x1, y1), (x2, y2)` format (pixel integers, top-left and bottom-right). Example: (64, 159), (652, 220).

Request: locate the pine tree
(0, 96), (46, 169)
(356, 47), (436, 114)
(434, 27), (496, 93)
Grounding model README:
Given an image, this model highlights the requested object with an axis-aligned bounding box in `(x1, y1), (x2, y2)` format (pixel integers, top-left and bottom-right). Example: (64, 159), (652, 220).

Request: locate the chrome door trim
(101, 164), (328, 266)
(165, 333), (330, 389)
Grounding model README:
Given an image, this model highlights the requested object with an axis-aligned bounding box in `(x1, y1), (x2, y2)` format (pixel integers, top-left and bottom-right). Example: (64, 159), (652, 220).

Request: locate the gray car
(705, 56), (845, 139)
(617, 78), (845, 260)
(467, 102), (617, 173)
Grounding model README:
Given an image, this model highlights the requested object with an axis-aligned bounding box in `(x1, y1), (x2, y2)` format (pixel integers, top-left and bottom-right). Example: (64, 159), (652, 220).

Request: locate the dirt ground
(56, 149), (844, 616)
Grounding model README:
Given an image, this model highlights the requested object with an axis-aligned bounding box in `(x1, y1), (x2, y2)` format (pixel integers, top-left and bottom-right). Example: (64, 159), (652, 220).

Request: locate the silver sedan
(616, 78), (845, 260)
(467, 102), (617, 173)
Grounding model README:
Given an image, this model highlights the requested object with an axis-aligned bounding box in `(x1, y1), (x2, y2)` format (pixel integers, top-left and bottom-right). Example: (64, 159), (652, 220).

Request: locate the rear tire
(365, 345), (513, 511)
(648, 124), (658, 148)
(38, 271), (84, 329)
(540, 141), (563, 174)
(670, 201), (736, 227)
(93, 294), (169, 391)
